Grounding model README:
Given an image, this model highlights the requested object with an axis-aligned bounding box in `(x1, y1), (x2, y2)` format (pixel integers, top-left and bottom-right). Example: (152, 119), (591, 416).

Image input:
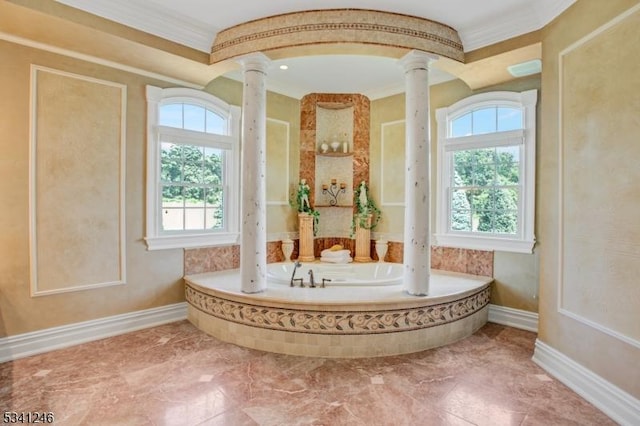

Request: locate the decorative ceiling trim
(210, 9), (464, 64)
(56, 0), (215, 52)
(459, 0), (576, 51)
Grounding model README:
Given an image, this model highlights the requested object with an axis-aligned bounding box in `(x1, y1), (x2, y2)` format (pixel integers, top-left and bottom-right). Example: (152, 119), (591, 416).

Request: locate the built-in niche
(315, 102), (353, 237)
(299, 94), (370, 240)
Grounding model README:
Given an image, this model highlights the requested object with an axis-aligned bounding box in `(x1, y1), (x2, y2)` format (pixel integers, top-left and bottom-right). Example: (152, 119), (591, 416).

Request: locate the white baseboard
(488, 304), (538, 332)
(0, 302), (188, 363)
(533, 339), (640, 426)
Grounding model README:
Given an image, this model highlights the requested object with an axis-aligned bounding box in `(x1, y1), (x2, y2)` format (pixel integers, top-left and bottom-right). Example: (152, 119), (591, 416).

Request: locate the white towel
(320, 256), (352, 264)
(320, 249), (351, 258)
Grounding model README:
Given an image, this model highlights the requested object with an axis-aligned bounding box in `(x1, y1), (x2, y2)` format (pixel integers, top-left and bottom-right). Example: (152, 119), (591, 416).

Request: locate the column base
(297, 256), (315, 262)
(354, 256), (372, 263)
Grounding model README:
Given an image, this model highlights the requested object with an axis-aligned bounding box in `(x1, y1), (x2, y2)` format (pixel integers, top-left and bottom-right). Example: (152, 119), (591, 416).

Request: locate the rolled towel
(320, 256), (352, 264)
(320, 248), (351, 258)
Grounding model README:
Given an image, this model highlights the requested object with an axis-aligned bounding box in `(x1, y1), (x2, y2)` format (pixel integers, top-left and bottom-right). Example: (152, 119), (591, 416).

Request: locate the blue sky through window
(451, 107), (522, 137)
(160, 103), (226, 135)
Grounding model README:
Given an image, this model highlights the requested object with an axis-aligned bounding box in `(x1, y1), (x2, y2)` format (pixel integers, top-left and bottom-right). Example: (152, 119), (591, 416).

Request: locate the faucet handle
(321, 278), (332, 288)
(291, 278), (304, 288)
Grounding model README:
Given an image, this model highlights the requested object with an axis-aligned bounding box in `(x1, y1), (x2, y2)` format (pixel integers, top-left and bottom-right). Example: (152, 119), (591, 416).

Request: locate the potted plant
(291, 179), (320, 235)
(351, 180), (382, 236)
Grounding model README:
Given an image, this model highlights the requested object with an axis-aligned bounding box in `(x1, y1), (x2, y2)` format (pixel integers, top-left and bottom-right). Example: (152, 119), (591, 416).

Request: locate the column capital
(398, 50), (439, 72)
(236, 52), (271, 74)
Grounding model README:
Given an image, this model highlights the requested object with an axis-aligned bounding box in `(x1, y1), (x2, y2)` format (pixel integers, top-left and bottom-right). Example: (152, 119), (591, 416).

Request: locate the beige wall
(370, 76), (541, 312)
(539, 0), (640, 397)
(180, 76), (302, 241)
(0, 40), (185, 337)
(0, 43), (299, 337)
(205, 77), (300, 239)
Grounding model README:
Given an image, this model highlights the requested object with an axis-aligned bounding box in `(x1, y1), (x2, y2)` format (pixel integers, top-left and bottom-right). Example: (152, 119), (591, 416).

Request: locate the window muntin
(450, 106), (522, 137)
(450, 146), (520, 235)
(145, 86), (240, 250)
(436, 90), (537, 253)
(159, 142), (224, 232)
(159, 102), (227, 134)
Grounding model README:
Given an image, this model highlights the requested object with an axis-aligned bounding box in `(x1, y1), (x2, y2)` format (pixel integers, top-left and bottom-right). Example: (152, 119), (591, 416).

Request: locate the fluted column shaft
(238, 53), (270, 293)
(399, 50), (437, 296)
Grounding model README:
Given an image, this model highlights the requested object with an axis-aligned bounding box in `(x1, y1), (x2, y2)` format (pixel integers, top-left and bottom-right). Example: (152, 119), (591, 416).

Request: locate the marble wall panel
(267, 241), (284, 263)
(184, 241), (493, 277)
(185, 241), (301, 274)
(300, 93), (370, 202)
(431, 246), (494, 277)
(313, 237), (355, 258)
(184, 246), (240, 275)
(299, 129), (316, 151)
(387, 241), (405, 263)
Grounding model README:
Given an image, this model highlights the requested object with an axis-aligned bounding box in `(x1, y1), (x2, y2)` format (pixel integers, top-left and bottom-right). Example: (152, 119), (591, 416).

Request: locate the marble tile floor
(0, 321), (614, 426)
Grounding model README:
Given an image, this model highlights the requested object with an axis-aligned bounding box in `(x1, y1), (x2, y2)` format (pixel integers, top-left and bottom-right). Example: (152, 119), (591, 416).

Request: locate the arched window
(145, 86), (240, 250)
(435, 90), (537, 253)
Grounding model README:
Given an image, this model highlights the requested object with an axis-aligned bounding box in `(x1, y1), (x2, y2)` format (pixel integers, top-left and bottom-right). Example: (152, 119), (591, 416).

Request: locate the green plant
(350, 181), (382, 237)
(290, 179), (320, 235)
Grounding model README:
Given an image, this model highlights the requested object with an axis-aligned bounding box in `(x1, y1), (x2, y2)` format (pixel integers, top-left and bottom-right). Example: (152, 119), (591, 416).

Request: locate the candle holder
(322, 181), (346, 206)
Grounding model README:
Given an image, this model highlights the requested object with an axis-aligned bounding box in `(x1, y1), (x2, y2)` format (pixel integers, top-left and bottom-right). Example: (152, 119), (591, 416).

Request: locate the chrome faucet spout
(308, 269), (315, 288)
(290, 260), (302, 287)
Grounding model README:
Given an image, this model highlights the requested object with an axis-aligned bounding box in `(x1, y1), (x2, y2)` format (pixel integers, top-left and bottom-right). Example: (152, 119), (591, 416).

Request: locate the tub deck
(185, 268), (491, 307)
(185, 267), (493, 358)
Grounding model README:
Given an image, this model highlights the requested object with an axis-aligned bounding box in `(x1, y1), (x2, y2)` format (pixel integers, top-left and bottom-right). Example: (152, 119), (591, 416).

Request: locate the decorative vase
(281, 239), (294, 262)
(330, 141), (340, 152)
(375, 239), (388, 263)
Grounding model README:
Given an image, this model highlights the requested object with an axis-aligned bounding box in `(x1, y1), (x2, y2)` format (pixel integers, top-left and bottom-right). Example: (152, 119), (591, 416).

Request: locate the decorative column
(297, 213), (315, 261)
(238, 53), (271, 293)
(399, 50), (437, 296)
(354, 214), (372, 262)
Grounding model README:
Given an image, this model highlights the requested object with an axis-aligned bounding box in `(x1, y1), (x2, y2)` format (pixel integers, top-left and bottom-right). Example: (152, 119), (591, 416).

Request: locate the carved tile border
(211, 9), (464, 64)
(186, 284), (490, 335)
(213, 22), (463, 53)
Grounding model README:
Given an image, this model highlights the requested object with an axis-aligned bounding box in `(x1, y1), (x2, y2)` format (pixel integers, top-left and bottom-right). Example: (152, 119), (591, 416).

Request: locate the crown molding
(536, 0), (578, 27)
(56, 0), (215, 52)
(460, 0), (576, 51)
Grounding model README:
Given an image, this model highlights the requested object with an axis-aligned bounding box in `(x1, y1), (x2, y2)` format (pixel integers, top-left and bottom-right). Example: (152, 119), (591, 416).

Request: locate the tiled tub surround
(300, 93), (370, 207)
(185, 267), (492, 357)
(185, 242), (493, 277)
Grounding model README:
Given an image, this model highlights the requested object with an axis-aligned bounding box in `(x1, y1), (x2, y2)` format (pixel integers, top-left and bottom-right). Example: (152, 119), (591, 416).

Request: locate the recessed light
(507, 59), (541, 77)
(279, 65), (289, 70)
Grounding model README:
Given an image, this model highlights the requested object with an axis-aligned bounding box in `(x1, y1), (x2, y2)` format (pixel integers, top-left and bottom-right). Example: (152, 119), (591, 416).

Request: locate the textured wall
(0, 40), (184, 336)
(0, 46), (299, 337)
(538, 0), (640, 398)
(206, 77), (301, 238)
(32, 68), (125, 295)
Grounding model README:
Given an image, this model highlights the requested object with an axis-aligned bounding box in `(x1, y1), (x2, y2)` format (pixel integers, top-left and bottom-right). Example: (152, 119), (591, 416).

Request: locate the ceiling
(55, 0), (575, 99)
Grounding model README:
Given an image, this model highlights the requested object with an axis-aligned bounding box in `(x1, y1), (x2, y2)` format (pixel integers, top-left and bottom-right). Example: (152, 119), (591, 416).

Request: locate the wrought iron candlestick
(322, 180), (346, 206)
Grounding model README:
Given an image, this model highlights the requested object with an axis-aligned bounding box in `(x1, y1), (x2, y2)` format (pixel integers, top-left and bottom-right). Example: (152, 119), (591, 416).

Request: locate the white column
(238, 53), (271, 293)
(399, 50), (437, 296)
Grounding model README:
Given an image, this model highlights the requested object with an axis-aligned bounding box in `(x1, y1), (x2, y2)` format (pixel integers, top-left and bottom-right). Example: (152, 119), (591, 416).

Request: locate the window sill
(434, 233), (535, 254)
(145, 232), (239, 251)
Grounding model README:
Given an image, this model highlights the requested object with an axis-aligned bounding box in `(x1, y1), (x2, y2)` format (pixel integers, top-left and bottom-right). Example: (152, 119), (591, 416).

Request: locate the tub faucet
(308, 269), (315, 288)
(290, 261), (303, 287)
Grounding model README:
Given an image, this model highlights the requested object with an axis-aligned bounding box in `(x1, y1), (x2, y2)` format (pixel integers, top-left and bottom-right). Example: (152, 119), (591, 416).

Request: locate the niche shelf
(316, 152), (353, 157)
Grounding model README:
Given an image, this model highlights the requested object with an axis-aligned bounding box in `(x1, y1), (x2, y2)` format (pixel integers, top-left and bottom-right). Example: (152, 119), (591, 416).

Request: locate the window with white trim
(145, 86), (240, 250)
(435, 90), (537, 253)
